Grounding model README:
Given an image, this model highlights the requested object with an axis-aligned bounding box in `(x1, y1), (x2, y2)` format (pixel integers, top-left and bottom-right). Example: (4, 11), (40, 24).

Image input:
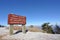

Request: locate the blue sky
(0, 0), (60, 26)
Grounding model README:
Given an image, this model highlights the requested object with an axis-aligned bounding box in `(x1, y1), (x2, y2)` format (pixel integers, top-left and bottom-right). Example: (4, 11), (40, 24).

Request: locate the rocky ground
(0, 27), (60, 40)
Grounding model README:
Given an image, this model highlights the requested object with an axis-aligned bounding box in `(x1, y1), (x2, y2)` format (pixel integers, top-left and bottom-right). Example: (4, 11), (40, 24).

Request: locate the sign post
(9, 25), (13, 35)
(22, 24), (26, 33)
(8, 14), (26, 35)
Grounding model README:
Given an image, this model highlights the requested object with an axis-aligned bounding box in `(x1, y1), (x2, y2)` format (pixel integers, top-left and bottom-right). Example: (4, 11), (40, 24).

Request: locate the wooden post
(9, 24), (13, 35)
(22, 25), (26, 33)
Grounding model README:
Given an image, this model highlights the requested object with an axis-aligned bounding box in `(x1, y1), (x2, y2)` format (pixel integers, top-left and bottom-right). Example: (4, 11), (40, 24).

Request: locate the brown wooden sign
(8, 14), (26, 25)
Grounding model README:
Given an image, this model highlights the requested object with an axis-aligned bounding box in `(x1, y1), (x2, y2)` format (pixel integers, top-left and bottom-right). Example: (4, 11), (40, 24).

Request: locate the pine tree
(42, 23), (54, 34)
(55, 24), (60, 34)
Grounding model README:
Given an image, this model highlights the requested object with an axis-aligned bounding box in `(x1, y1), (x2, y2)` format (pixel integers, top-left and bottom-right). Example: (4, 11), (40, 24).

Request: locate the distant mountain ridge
(0, 25), (5, 27)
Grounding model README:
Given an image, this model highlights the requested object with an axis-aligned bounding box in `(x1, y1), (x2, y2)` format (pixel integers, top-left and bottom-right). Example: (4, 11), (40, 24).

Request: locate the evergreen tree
(42, 23), (54, 34)
(55, 24), (60, 34)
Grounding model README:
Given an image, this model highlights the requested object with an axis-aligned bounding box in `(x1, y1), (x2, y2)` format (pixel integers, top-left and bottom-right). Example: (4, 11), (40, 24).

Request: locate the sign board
(8, 14), (26, 25)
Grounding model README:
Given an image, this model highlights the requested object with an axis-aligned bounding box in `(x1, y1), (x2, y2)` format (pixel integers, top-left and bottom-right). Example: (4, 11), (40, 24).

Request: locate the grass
(28, 27), (42, 32)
